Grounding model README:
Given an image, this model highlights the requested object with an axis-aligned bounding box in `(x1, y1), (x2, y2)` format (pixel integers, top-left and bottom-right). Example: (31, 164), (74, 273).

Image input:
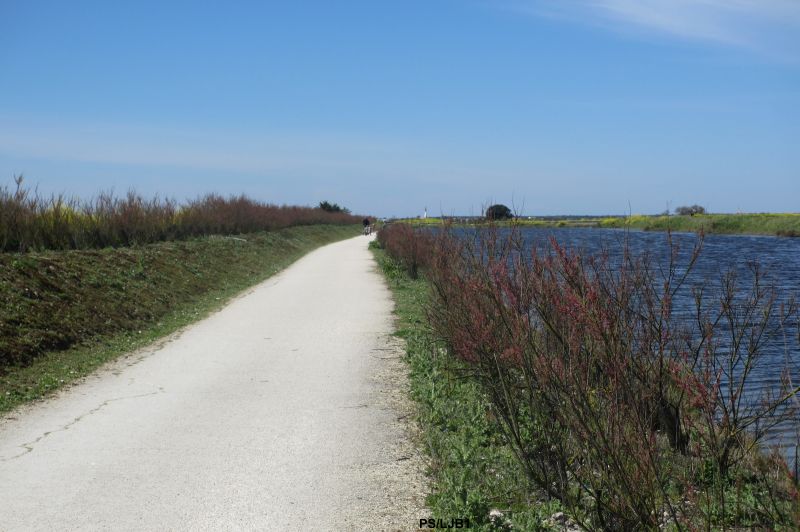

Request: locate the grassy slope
(403, 214), (800, 236)
(0, 224), (359, 413)
(372, 244), (559, 531)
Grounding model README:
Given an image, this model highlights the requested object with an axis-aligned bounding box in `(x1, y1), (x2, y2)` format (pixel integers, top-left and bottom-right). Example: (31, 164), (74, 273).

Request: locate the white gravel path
(0, 235), (426, 531)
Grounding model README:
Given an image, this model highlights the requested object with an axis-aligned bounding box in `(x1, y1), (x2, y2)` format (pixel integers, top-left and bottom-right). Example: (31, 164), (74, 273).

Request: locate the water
(454, 226), (800, 466)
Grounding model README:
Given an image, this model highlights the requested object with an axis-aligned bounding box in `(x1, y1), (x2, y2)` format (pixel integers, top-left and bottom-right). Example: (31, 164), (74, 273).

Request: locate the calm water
(457, 227), (800, 464)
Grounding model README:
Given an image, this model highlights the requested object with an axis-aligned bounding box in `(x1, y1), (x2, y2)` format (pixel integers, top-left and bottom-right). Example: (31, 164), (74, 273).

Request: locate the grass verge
(371, 243), (561, 531)
(0, 224), (359, 413)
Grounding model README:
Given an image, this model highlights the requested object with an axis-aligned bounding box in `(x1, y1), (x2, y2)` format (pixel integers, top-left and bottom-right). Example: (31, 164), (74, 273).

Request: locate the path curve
(0, 235), (425, 531)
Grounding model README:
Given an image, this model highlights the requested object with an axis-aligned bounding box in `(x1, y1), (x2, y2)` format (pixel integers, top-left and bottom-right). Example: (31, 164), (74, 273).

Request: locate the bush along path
(0, 224), (359, 413)
(0, 177), (362, 252)
(373, 223), (800, 531)
(371, 243), (565, 531)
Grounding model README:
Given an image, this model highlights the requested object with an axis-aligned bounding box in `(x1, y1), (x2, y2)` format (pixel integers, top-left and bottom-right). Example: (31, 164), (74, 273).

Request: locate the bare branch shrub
(376, 222), (434, 279)
(419, 225), (799, 529)
(0, 176), (361, 252)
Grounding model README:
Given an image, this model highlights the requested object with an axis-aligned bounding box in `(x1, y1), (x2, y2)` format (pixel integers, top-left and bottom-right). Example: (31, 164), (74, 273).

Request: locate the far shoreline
(398, 212), (800, 238)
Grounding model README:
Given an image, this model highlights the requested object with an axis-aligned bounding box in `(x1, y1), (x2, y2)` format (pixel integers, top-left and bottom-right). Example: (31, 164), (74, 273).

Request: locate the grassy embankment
(403, 213), (800, 236)
(371, 243), (560, 530)
(0, 224), (359, 413)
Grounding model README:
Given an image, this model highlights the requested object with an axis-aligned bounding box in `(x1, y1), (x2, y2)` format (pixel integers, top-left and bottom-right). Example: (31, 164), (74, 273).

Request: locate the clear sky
(1, 0), (798, 217)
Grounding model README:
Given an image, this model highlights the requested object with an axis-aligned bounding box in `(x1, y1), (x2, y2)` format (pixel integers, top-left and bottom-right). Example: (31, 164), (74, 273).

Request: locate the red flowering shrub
(0, 177), (361, 252)
(376, 223), (433, 279)
(419, 225), (799, 529)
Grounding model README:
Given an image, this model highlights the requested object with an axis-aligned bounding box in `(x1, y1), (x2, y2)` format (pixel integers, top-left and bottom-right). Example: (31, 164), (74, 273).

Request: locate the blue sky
(1, 0), (798, 216)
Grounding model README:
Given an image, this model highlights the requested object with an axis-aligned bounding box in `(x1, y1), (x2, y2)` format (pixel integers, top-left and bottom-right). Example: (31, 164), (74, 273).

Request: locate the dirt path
(0, 235), (426, 531)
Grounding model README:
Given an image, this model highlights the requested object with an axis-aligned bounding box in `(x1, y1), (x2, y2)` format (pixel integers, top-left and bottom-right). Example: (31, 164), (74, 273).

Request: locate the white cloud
(511, 0), (800, 59)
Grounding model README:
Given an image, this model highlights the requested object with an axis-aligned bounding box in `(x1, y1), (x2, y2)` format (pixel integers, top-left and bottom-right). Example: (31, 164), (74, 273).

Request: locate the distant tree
(318, 201), (350, 214)
(485, 204), (513, 220)
(675, 205), (706, 216)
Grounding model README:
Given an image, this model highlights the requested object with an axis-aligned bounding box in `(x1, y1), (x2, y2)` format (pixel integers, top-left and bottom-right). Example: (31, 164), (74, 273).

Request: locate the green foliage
(400, 213), (800, 237)
(485, 204), (513, 220)
(317, 200), (351, 214)
(599, 213), (800, 236)
(675, 204), (707, 216)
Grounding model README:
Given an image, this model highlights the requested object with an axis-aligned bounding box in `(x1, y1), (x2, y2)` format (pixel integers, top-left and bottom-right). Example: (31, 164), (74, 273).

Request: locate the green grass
(399, 213), (800, 236)
(401, 217), (605, 230)
(599, 213), (800, 236)
(371, 243), (560, 531)
(0, 224), (360, 413)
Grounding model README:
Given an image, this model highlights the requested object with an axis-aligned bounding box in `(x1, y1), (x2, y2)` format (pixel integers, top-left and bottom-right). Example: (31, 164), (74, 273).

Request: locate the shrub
(318, 200), (350, 214)
(376, 223), (433, 279)
(419, 226), (799, 529)
(0, 177), (362, 252)
(676, 205), (707, 216)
